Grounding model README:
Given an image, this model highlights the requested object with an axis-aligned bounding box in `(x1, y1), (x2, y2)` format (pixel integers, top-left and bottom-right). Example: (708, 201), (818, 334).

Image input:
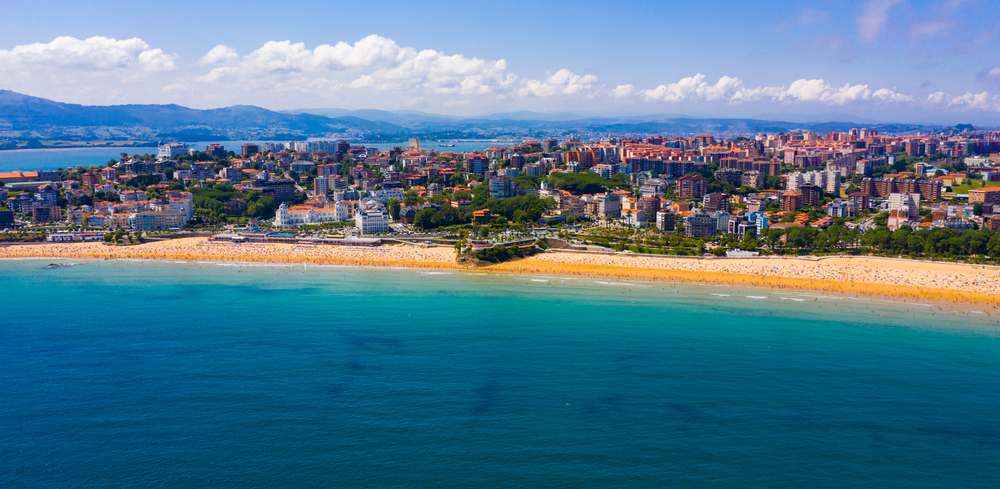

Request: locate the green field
(949, 180), (1000, 195)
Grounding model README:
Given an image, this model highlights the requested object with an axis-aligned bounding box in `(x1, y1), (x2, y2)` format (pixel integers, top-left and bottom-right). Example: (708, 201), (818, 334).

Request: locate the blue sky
(0, 0), (998, 123)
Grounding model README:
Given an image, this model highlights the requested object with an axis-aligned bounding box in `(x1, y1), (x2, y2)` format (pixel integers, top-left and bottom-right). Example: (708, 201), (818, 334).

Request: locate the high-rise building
(702, 193), (731, 213)
(206, 144), (227, 158)
(241, 144), (260, 157)
(678, 174), (708, 199)
(314, 176), (329, 196)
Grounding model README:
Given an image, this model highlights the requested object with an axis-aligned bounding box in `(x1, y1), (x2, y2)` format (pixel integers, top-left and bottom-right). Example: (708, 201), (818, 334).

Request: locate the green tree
(246, 197), (276, 220)
(388, 199), (401, 221)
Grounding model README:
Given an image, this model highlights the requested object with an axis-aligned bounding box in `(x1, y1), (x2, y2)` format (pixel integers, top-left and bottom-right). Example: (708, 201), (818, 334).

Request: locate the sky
(0, 0), (998, 124)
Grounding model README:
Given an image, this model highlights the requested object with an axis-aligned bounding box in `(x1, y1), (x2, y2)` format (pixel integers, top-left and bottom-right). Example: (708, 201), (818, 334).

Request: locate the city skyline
(0, 0), (999, 123)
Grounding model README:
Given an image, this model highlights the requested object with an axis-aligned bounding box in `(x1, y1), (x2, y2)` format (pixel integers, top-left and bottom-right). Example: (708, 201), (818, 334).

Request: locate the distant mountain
(750, 112), (881, 125)
(473, 111), (586, 121)
(0, 90), (972, 141)
(0, 91), (404, 139)
(283, 108), (460, 123)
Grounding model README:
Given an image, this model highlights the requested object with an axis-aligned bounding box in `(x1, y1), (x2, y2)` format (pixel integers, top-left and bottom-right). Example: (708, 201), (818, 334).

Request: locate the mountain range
(0, 90), (977, 142)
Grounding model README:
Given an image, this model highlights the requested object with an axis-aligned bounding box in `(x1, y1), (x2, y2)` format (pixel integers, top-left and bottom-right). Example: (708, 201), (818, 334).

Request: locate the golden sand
(0, 238), (457, 270)
(3, 238), (999, 306)
(486, 253), (1000, 307)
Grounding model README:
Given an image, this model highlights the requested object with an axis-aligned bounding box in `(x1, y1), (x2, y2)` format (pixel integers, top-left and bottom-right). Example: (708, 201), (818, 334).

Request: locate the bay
(0, 141), (498, 173)
(1, 259), (998, 488)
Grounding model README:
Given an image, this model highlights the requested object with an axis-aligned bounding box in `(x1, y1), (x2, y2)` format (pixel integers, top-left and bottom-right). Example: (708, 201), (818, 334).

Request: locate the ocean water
(0, 146), (157, 173)
(0, 141), (497, 173)
(1, 260), (998, 488)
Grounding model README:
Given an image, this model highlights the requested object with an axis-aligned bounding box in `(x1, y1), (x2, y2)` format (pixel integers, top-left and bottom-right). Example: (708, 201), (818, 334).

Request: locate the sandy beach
(3, 238), (999, 306)
(0, 237), (458, 270)
(487, 252), (1000, 307)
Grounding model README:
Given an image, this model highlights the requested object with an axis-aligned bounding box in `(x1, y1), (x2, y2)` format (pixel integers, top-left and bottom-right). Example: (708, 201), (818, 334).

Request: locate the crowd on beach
(0, 238), (456, 268)
(519, 252), (1000, 299)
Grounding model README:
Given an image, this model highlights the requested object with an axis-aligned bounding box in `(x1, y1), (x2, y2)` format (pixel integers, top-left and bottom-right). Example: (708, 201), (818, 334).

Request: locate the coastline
(0, 143), (155, 152)
(484, 258), (1000, 308)
(3, 237), (999, 307)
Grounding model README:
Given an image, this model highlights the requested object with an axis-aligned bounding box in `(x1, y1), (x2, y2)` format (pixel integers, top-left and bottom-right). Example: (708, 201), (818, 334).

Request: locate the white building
(888, 193), (921, 217)
(168, 197), (194, 220)
(590, 165), (612, 179)
(371, 188), (405, 204)
(355, 208), (390, 234)
(274, 201), (351, 226)
(786, 170), (841, 194)
(623, 208), (646, 227)
(157, 142), (189, 159)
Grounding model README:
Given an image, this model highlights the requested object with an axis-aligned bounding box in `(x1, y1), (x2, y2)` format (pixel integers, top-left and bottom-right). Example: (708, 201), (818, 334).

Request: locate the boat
(439, 143), (456, 147)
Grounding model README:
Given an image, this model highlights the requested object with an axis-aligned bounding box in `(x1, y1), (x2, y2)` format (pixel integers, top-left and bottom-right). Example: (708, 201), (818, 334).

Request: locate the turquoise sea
(1, 259), (998, 488)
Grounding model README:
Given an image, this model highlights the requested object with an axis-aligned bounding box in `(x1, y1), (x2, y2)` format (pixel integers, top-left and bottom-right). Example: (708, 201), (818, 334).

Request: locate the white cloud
(0, 36), (176, 72)
(872, 87), (915, 102)
(926, 90), (1000, 111)
(730, 85), (787, 103)
(948, 91), (1000, 110)
(927, 91), (948, 103)
(197, 35), (517, 96)
(629, 75), (915, 107)
(640, 74), (746, 102)
(518, 69), (597, 97)
(785, 79), (872, 104)
(199, 45), (239, 65)
(857, 0), (905, 43)
(613, 84), (635, 98)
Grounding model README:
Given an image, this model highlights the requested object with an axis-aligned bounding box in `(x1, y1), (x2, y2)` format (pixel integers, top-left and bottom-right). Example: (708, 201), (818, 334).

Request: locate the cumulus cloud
(612, 84), (635, 98)
(785, 79), (872, 104)
(199, 45), (239, 65)
(0, 36), (176, 72)
(947, 91), (1000, 110)
(927, 91), (948, 103)
(639, 74), (747, 102)
(926, 90), (1000, 111)
(519, 69), (597, 97)
(872, 87), (915, 102)
(628, 75), (915, 107)
(197, 35), (517, 96)
(857, 0), (904, 43)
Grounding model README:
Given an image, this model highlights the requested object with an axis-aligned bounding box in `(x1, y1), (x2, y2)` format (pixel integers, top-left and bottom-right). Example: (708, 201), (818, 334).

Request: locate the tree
(246, 197), (276, 219)
(388, 199), (401, 221)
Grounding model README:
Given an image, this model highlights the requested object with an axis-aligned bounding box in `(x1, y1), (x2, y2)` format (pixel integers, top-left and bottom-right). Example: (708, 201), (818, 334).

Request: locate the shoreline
(482, 260), (1000, 308)
(0, 144), (156, 153)
(2, 237), (999, 307)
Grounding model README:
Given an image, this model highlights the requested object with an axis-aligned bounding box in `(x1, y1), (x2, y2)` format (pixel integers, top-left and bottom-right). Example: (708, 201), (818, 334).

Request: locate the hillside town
(4, 130), (1000, 260)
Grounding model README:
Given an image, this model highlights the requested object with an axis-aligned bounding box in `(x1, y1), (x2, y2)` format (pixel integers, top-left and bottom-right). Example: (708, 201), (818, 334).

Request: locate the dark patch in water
(917, 425), (1000, 447)
(345, 358), (365, 371)
(582, 396), (625, 415)
(472, 381), (499, 413)
(321, 384), (344, 396)
(669, 404), (702, 417)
